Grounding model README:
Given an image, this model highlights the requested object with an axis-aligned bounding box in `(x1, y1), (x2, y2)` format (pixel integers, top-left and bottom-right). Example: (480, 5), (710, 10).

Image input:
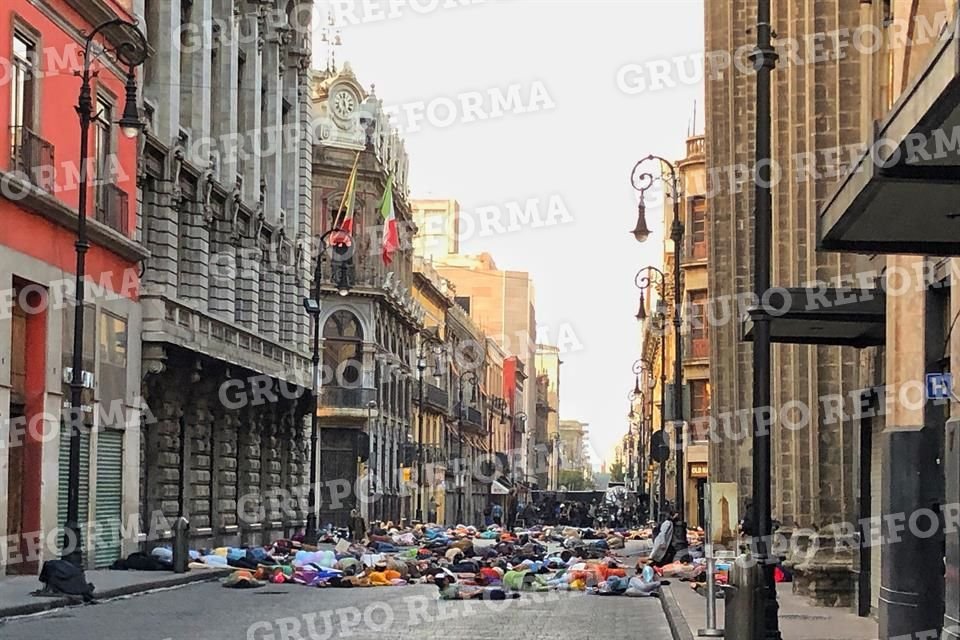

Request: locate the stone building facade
(136, 0), (315, 549)
(704, 0), (869, 602)
(309, 64), (423, 528)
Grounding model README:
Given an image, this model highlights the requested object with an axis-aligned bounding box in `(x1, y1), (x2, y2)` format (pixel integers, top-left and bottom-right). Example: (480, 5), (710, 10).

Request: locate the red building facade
(0, 0), (147, 575)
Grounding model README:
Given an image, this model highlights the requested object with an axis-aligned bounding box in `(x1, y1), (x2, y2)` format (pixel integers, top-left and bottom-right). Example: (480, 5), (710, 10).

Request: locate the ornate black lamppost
(631, 155), (685, 536)
(456, 370), (479, 524)
(415, 328), (443, 523)
(750, 0), (781, 635)
(64, 18), (148, 570)
(302, 227), (352, 543)
(634, 266), (670, 522)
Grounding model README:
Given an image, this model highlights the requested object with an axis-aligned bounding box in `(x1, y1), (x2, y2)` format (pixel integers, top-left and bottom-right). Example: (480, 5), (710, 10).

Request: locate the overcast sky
(315, 0), (704, 468)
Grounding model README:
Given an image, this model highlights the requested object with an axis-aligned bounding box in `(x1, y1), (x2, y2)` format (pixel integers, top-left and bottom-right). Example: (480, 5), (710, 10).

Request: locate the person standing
(492, 502), (503, 526)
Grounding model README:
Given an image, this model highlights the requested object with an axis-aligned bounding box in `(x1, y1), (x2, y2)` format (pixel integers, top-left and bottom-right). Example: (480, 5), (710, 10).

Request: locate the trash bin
(723, 554), (764, 640)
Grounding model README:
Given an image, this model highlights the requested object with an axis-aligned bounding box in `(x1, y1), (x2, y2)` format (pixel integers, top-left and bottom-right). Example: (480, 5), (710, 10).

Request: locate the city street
(0, 579), (672, 640)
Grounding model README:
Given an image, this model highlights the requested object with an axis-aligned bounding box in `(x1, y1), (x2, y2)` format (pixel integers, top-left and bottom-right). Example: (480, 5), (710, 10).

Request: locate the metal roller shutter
(57, 425), (90, 557)
(94, 429), (124, 568)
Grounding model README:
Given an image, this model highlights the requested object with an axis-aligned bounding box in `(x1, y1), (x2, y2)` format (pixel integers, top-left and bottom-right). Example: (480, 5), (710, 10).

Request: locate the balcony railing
(414, 381), (449, 413)
(10, 126), (55, 193)
(456, 403), (483, 429)
(95, 183), (129, 235)
(320, 386), (377, 409)
(686, 135), (705, 159)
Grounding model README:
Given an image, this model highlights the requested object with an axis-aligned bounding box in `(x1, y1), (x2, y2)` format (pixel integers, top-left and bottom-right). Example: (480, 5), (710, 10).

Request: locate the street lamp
(635, 266), (670, 522)
(303, 226), (354, 544)
(751, 1), (781, 636)
(629, 385), (646, 501)
(510, 411), (527, 527)
(64, 18), (147, 570)
(415, 328), (443, 523)
(457, 370), (479, 524)
(631, 153), (685, 537)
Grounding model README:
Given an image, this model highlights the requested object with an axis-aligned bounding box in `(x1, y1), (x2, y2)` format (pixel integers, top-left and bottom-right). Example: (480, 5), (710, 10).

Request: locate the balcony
(685, 135), (705, 160)
(10, 126), (55, 193)
(413, 381), (449, 414)
(95, 183), (129, 235)
(456, 403), (483, 431)
(317, 386), (378, 424)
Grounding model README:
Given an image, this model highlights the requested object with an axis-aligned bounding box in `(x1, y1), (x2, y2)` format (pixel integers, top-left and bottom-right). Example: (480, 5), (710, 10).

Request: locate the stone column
(236, 244), (261, 329)
(237, 404), (263, 547)
(238, 11), (263, 204)
(260, 404), (282, 542)
(178, 0), (212, 140)
(209, 216), (237, 319)
(143, 177), (179, 297)
(258, 256), (281, 341)
(177, 182), (210, 309)
(260, 13), (283, 228)
(142, 0), (181, 144)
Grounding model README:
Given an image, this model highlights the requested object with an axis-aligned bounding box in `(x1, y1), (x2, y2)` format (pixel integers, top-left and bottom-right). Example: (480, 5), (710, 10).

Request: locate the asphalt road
(0, 578), (672, 640)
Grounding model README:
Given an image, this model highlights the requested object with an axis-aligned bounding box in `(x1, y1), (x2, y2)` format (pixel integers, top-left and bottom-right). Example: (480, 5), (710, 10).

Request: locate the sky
(314, 0), (704, 468)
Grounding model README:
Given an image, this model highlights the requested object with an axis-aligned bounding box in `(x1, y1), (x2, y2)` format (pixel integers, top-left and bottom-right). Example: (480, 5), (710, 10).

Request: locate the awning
(740, 287), (885, 348)
(491, 480), (510, 495)
(819, 13), (960, 255)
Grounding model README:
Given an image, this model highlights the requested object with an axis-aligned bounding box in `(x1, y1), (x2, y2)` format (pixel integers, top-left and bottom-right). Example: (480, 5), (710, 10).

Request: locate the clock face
(333, 90), (356, 119)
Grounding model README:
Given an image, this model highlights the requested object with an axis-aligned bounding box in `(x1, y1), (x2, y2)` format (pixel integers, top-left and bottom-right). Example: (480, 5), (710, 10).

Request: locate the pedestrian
(348, 509), (366, 542)
(492, 502), (503, 526)
(483, 503), (493, 527)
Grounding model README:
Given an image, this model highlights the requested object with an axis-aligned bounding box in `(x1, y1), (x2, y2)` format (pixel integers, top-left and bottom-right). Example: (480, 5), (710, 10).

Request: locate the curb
(660, 586), (696, 640)
(0, 569), (232, 620)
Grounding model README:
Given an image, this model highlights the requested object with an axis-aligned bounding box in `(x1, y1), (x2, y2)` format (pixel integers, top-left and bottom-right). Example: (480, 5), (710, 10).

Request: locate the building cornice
(1, 170), (150, 263)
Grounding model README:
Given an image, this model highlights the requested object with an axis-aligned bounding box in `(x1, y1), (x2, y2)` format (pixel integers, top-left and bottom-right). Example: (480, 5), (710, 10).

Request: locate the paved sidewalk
(0, 567), (231, 619)
(667, 581), (879, 640)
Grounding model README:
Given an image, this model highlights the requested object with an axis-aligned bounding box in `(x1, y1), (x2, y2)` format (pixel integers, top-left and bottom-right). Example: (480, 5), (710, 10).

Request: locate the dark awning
(819, 13), (960, 255)
(740, 287), (885, 348)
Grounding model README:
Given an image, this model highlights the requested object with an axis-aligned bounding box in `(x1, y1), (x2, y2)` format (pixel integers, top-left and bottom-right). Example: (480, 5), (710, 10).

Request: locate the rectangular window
(690, 197), (707, 259)
(93, 96), (114, 218)
(98, 311), (128, 427)
(236, 52), (246, 176)
(688, 290), (709, 359)
(690, 380), (710, 441)
(10, 31), (37, 173)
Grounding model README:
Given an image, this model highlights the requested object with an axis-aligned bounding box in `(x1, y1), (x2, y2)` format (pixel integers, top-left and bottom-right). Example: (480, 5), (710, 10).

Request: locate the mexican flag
(379, 174), (399, 265)
(330, 153), (360, 247)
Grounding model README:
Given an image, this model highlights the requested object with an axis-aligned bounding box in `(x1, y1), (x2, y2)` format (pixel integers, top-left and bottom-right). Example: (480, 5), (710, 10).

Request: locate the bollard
(723, 554), (763, 640)
(697, 552), (724, 637)
(698, 484), (723, 637)
(172, 516), (190, 574)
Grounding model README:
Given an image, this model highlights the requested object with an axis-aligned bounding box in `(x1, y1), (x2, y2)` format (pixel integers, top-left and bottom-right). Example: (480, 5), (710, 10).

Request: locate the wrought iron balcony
(456, 403), (483, 430)
(10, 126), (55, 192)
(319, 386), (377, 410)
(413, 381), (449, 413)
(95, 183), (129, 235)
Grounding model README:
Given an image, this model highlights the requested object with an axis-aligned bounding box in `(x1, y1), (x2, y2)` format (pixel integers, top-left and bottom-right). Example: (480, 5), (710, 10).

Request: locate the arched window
(324, 311), (363, 387)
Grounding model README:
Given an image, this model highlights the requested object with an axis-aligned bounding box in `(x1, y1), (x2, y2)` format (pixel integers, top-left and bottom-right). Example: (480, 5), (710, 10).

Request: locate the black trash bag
(35, 560), (95, 603)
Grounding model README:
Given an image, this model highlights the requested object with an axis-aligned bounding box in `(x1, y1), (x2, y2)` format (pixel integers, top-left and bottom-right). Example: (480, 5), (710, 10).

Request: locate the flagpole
(332, 152), (362, 232)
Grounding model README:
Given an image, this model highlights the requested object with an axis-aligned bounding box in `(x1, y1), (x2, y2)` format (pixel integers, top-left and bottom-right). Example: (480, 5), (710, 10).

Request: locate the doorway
(7, 283), (46, 575)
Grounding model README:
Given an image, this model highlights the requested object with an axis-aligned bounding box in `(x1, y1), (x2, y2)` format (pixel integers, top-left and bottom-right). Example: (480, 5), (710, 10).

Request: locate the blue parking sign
(926, 372), (953, 400)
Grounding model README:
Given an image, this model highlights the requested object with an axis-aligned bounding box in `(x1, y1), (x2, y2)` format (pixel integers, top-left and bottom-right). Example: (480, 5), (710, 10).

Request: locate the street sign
(926, 372), (952, 400)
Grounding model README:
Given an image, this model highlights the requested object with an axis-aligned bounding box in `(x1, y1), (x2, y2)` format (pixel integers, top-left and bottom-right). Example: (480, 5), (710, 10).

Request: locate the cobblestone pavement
(0, 578), (673, 640)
